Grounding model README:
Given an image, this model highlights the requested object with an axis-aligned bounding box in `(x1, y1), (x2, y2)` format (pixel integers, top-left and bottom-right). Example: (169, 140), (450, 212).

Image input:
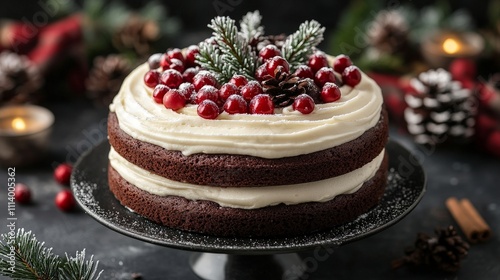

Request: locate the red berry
(178, 82), (195, 100)
(14, 183), (31, 204)
(241, 81), (263, 101)
(219, 83), (240, 101)
(249, 94), (274, 114)
(342, 66), (362, 87)
(321, 82), (341, 103)
(266, 56), (290, 75)
(183, 67), (199, 83)
(196, 85), (220, 104)
(160, 53), (171, 70)
(55, 189), (76, 212)
(163, 89), (186, 110)
(197, 100), (220, 119)
(160, 69), (183, 89)
(148, 53), (162, 69)
(168, 58), (185, 73)
(144, 70), (160, 88)
(293, 94), (315, 114)
(259, 45), (281, 61)
(333, 54), (352, 73)
(229, 75), (248, 88)
(294, 65), (314, 79)
(54, 163), (72, 185)
(185, 45), (200, 67)
(314, 67), (336, 87)
(224, 94), (248, 114)
(255, 64), (269, 81)
(153, 84), (170, 104)
(308, 52), (329, 73)
(167, 48), (185, 63)
(449, 58), (476, 82)
(193, 71), (217, 91)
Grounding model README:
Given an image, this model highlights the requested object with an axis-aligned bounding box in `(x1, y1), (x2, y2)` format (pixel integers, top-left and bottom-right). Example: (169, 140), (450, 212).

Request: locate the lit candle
(0, 105), (54, 166)
(442, 38), (462, 55)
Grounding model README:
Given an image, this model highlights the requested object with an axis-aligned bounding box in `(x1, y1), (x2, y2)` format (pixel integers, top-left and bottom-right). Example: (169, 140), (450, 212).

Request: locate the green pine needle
(0, 229), (102, 280)
(196, 42), (231, 82)
(282, 20), (325, 70)
(239, 10), (264, 42)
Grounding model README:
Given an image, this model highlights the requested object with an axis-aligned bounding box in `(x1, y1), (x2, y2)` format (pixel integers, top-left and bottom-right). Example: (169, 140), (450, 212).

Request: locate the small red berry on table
(14, 183), (32, 204)
(249, 94), (274, 114)
(54, 163), (72, 185)
(342, 66), (362, 87)
(293, 94), (315, 114)
(197, 100), (220, 119)
(55, 189), (76, 212)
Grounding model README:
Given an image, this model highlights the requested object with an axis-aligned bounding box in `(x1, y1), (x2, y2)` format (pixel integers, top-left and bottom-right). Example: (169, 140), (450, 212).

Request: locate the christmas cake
(107, 11), (389, 237)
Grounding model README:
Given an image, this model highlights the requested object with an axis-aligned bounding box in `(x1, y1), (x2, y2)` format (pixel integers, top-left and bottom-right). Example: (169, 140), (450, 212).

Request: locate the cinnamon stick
(445, 197), (492, 243)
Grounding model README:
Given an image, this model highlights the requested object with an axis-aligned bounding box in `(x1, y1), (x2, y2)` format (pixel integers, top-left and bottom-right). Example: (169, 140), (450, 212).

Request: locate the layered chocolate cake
(108, 11), (389, 237)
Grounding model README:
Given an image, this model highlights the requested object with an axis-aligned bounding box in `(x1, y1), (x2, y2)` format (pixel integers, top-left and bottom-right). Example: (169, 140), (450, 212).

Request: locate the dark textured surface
(0, 100), (499, 280)
(108, 110), (389, 187)
(108, 152), (388, 237)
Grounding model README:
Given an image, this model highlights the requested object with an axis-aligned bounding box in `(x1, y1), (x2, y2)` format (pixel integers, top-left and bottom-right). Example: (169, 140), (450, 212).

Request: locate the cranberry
(178, 82), (195, 100)
(294, 65), (314, 79)
(167, 48), (185, 63)
(255, 64), (269, 81)
(321, 82), (341, 103)
(144, 70), (160, 88)
(197, 99), (220, 119)
(14, 183), (31, 204)
(163, 89), (186, 110)
(308, 52), (329, 73)
(196, 85), (220, 104)
(293, 94), (315, 114)
(160, 53), (171, 70)
(185, 45), (200, 67)
(153, 84), (170, 104)
(342, 66), (362, 87)
(266, 56), (290, 75)
(168, 58), (184, 73)
(229, 75), (248, 88)
(148, 53), (162, 69)
(224, 94), (248, 114)
(55, 189), (76, 212)
(219, 83), (239, 101)
(183, 67), (199, 83)
(241, 81), (263, 101)
(249, 94), (274, 114)
(54, 163), (72, 185)
(314, 67), (336, 87)
(259, 45), (282, 61)
(193, 71), (217, 91)
(333, 54), (352, 73)
(160, 69), (183, 89)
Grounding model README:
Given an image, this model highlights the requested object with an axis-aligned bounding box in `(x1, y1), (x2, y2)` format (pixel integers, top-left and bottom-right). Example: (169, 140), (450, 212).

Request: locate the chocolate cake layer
(108, 153), (388, 237)
(108, 109), (388, 187)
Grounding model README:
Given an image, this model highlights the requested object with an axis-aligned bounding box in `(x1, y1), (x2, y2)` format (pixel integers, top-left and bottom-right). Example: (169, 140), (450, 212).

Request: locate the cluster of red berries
(143, 44), (362, 119)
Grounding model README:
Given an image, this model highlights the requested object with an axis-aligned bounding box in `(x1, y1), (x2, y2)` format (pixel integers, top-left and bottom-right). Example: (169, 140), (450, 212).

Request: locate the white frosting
(110, 62), (383, 159)
(109, 147), (385, 209)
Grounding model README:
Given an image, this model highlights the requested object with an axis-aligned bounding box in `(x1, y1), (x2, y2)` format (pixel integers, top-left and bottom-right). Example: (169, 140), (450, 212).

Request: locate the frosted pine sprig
(282, 20), (325, 70)
(196, 41), (231, 82)
(239, 10), (264, 42)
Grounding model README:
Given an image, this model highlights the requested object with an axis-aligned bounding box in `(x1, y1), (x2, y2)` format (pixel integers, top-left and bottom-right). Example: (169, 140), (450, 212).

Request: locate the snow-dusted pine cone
(405, 68), (476, 145)
(367, 10), (410, 55)
(0, 52), (43, 105)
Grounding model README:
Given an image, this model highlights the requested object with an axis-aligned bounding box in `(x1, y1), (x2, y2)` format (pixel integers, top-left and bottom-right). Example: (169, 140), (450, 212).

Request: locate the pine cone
(0, 52), (43, 105)
(393, 226), (470, 273)
(404, 68), (476, 145)
(85, 55), (132, 106)
(367, 10), (410, 55)
(112, 14), (160, 57)
(262, 68), (319, 107)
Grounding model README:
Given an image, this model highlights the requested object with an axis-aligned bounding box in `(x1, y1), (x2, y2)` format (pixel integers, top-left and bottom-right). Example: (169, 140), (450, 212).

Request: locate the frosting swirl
(110, 62), (382, 159)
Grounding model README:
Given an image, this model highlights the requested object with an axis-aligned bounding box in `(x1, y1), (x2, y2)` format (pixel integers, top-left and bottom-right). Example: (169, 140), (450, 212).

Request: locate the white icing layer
(109, 148), (385, 209)
(110, 62), (383, 159)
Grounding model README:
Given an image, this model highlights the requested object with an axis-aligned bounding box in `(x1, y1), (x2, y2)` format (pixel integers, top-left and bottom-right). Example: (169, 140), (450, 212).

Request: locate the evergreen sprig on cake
(143, 10), (364, 119)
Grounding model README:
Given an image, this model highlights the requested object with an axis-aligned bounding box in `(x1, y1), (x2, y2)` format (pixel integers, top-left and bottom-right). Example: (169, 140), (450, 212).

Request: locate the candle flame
(443, 38), (461, 54)
(11, 117), (26, 131)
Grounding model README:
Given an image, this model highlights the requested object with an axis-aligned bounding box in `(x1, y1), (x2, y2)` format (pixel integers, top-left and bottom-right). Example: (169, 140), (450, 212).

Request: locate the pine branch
(281, 20), (325, 70)
(195, 41), (231, 82)
(0, 229), (102, 280)
(208, 16), (257, 81)
(239, 10), (264, 42)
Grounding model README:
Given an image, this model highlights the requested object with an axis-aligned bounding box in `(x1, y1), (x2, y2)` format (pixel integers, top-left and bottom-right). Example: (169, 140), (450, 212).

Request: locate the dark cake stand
(71, 140), (426, 280)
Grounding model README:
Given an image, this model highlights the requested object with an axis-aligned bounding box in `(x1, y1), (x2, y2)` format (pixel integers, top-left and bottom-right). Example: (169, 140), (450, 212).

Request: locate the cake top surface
(110, 11), (383, 159)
